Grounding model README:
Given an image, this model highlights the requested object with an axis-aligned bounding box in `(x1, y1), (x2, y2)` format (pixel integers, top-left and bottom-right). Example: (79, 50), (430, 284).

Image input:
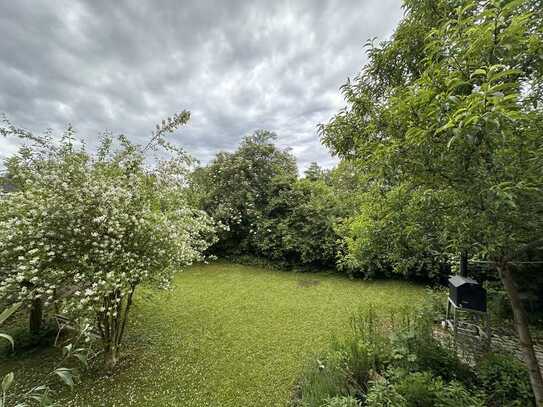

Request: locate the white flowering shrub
(0, 113), (217, 369)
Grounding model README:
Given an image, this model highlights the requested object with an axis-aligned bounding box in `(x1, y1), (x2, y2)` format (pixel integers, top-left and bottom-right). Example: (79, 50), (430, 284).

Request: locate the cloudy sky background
(1, 0), (403, 171)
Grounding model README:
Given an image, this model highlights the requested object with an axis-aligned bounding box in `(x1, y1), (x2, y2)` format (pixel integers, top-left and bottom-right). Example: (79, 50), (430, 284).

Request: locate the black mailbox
(448, 275), (486, 312)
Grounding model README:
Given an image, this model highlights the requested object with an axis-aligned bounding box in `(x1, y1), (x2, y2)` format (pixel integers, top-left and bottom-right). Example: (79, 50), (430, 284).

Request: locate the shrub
(393, 372), (484, 407)
(435, 381), (485, 407)
(0, 114), (217, 370)
(384, 294), (474, 385)
(254, 177), (343, 268)
(478, 352), (534, 406)
(417, 342), (474, 384)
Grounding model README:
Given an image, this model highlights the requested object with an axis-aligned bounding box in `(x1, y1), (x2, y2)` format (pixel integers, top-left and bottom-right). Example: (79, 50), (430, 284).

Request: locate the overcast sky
(0, 0), (403, 171)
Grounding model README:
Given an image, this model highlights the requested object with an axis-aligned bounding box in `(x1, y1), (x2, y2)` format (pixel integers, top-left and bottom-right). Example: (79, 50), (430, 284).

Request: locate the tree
(0, 113), (217, 370)
(198, 130), (298, 255)
(322, 0), (543, 402)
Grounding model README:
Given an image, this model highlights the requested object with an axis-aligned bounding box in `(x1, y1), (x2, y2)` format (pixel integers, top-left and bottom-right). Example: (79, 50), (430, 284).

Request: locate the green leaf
(463, 115), (480, 126)
(2, 372), (14, 393)
(54, 368), (74, 388)
(435, 121), (454, 134)
(489, 68), (522, 82)
(470, 68), (487, 79)
(447, 134), (459, 149)
(62, 343), (73, 358)
(0, 334), (14, 351)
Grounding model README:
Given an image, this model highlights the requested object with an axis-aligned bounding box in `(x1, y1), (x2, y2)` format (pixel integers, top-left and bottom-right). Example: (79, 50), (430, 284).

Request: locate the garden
(1, 263), (424, 406)
(1, 0), (543, 406)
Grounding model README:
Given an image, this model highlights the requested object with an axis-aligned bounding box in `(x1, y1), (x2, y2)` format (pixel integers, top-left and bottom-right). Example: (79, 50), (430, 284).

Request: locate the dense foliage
(293, 307), (534, 406)
(193, 130), (297, 255)
(322, 0), (543, 277)
(191, 130), (346, 268)
(321, 0), (543, 400)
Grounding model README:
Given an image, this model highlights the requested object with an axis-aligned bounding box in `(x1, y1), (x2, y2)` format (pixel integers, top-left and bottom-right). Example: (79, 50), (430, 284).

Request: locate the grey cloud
(0, 0), (404, 170)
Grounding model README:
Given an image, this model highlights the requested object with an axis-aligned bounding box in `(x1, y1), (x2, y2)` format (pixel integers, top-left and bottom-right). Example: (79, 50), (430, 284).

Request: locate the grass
(0, 262), (423, 406)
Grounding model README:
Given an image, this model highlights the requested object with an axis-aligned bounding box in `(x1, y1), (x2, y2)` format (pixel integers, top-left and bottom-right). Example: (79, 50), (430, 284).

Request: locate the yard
(0, 263), (423, 406)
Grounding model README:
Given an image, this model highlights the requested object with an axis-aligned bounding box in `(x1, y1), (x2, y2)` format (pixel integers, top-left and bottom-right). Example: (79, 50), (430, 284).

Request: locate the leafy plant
(293, 305), (484, 407)
(478, 352), (535, 406)
(0, 326), (90, 407)
(393, 372), (442, 406)
(365, 378), (407, 407)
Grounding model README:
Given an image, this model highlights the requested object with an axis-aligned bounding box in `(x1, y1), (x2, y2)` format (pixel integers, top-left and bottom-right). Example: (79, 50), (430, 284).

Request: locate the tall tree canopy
(322, 0), (543, 402)
(191, 131), (347, 268)
(196, 130), (298, 255)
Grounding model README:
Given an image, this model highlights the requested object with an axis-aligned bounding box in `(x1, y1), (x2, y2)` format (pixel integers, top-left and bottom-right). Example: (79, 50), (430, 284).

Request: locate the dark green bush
(478, 352), (534, 406)
(434, 381), (485, 407)
(254, 177), (344, 268)
(392, 371), (485, 407)
(405, 335), (475, 384)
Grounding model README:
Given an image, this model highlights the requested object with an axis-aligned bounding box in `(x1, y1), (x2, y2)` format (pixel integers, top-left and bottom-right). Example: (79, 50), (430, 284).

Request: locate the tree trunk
(498, 263), (543, 406)
(105, 346), (118, 372)
(29, 298), (42, 335)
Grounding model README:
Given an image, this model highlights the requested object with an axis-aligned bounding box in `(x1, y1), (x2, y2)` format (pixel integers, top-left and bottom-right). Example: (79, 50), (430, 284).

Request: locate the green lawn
(1, 263), (423, 406)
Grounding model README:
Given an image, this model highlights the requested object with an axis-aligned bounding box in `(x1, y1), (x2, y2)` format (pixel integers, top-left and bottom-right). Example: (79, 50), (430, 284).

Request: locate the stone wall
(434, 324), (543, 370)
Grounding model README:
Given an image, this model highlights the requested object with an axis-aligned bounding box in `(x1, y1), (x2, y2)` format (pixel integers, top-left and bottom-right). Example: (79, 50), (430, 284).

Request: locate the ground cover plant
(0, 263), (424, 406)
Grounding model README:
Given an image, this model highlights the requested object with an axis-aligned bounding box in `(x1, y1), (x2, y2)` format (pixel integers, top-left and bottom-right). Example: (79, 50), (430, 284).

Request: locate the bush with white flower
(0, 113), (217, 369)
